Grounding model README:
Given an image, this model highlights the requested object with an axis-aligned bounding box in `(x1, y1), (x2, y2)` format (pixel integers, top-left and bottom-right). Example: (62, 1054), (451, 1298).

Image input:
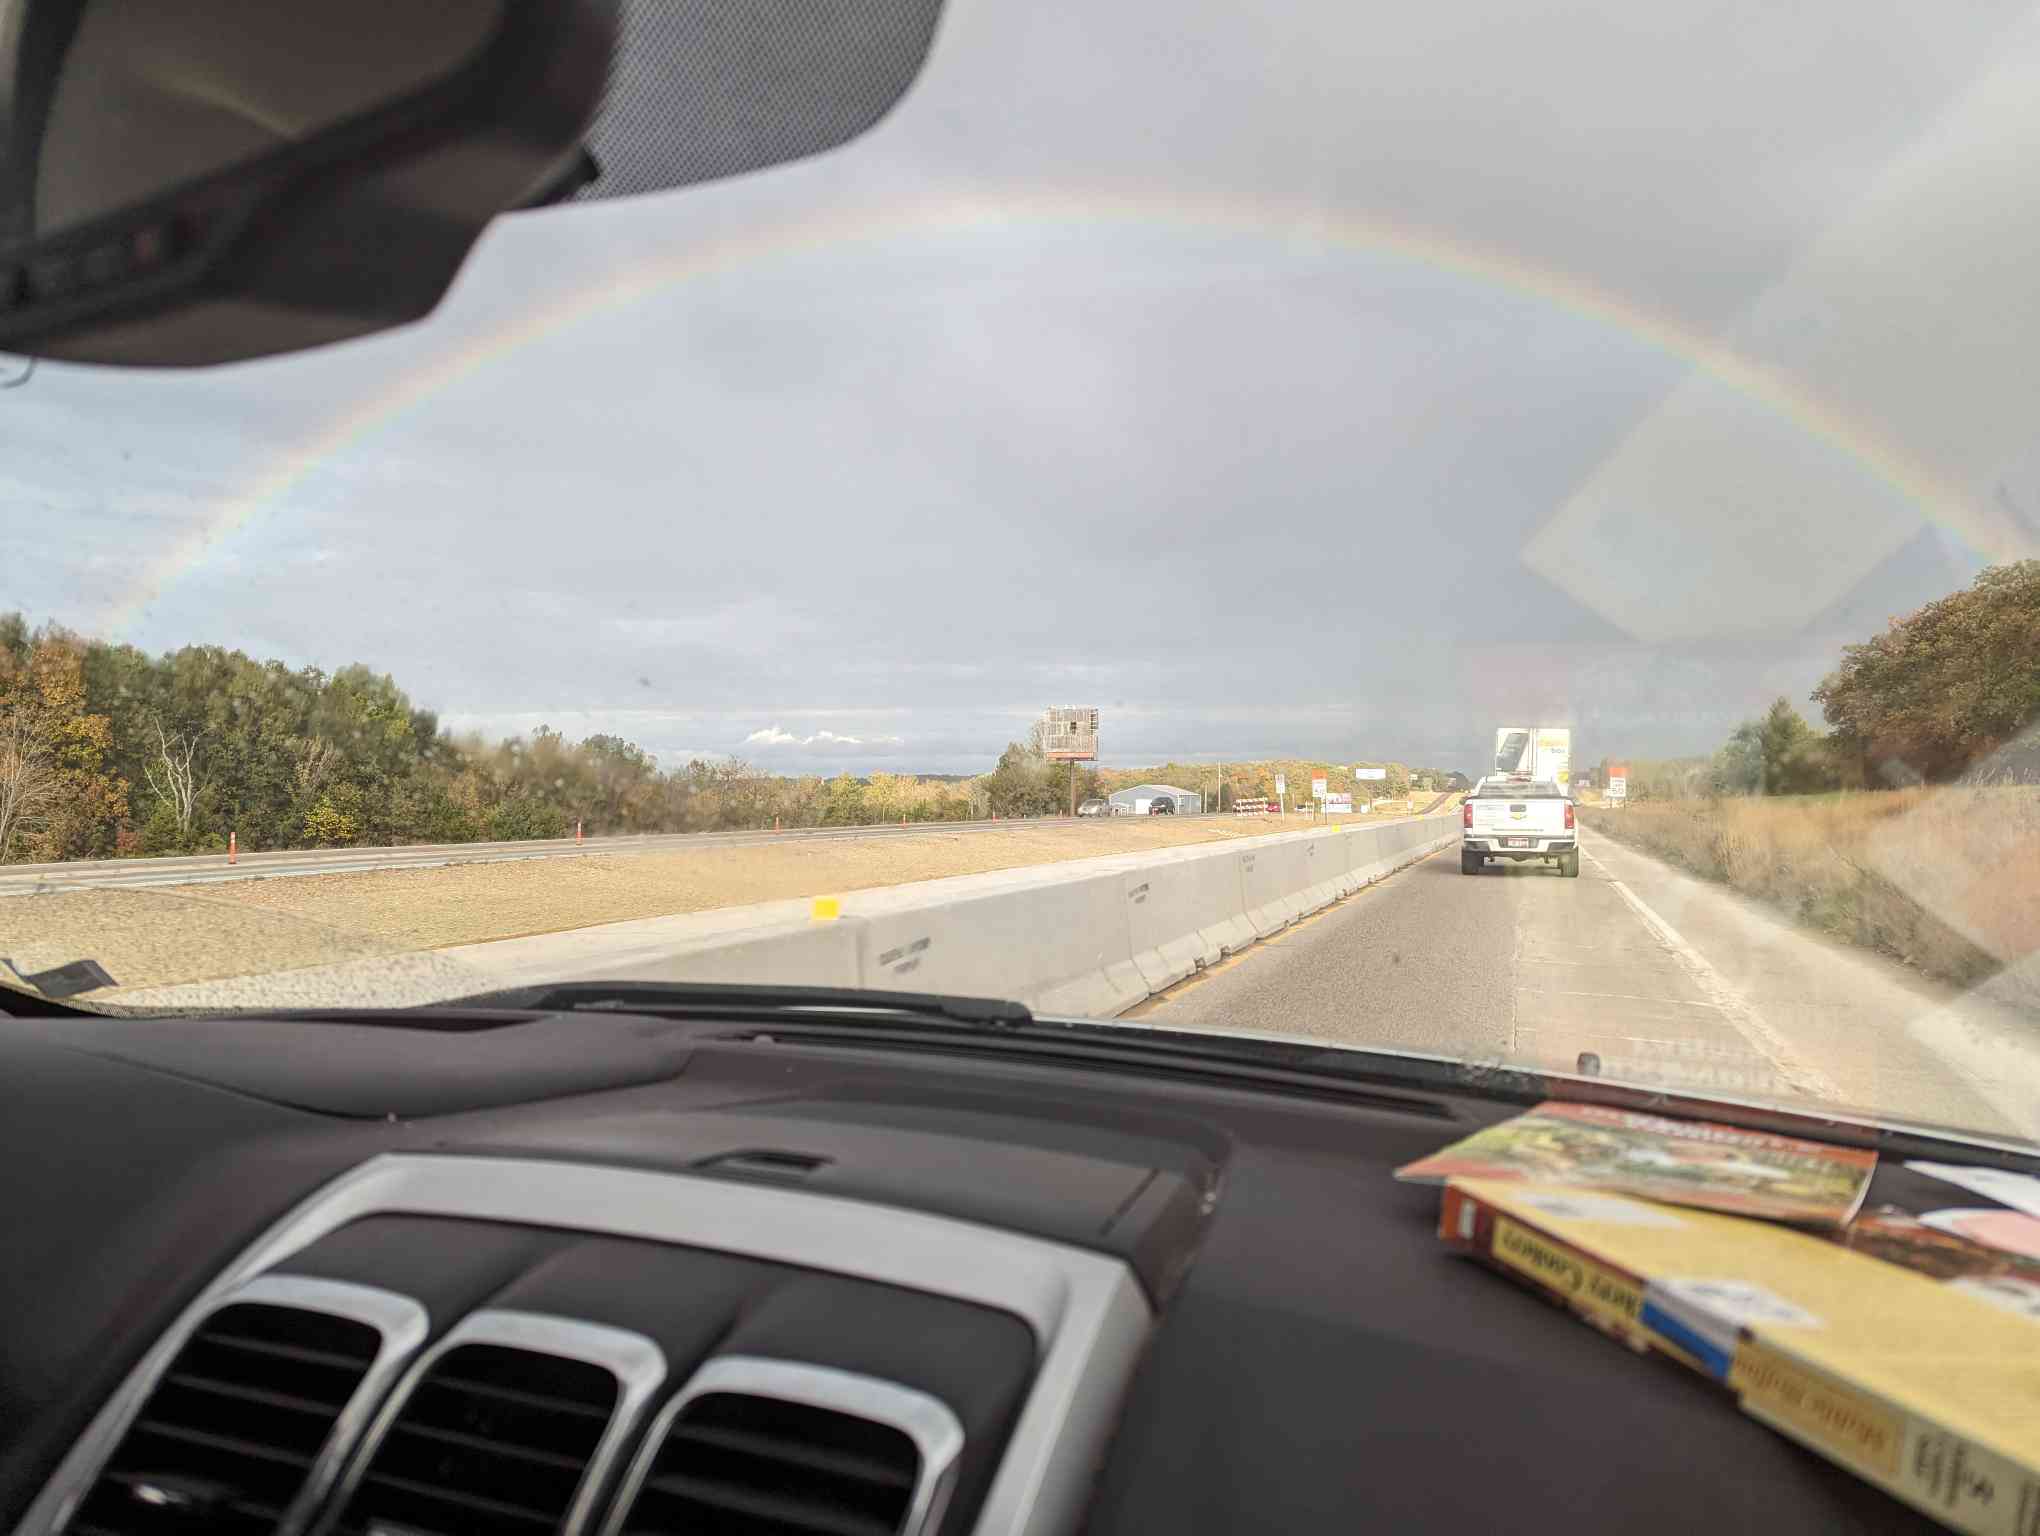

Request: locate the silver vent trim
(601, 1355), (966, 1536)
(16, 1154), (1151, 1536)
(44, 1274), (428, 1536)
(320, 1309), (665, 1536)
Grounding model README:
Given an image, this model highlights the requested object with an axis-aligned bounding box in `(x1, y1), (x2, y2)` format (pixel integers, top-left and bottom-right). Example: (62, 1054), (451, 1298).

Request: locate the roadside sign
(1311, 775), (1327, 799)
(1323, 792), (1353, 814)
(1041, 707), (1099, 761)
(1355, 767), (1386, 780)
(1274, 774), (1286, 795)
(1606, 761), (1629, 801)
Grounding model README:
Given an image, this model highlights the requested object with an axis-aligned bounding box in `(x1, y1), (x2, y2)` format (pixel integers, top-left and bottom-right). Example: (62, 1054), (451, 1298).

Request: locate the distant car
(1077, 797), (1110, 817)
(1148, 799), (1175, 815)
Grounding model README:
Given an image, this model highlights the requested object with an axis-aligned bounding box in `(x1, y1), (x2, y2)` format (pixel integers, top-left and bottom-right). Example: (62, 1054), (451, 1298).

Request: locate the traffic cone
(774, 816), (781, 831)
(228, 830), (237, 865)
(575, 819), (583, 846)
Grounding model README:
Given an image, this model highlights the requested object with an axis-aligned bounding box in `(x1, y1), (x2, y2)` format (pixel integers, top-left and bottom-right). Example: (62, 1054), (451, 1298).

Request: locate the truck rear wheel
(1460, 850), (1481, 875)
(1560, 850), (1580, 879)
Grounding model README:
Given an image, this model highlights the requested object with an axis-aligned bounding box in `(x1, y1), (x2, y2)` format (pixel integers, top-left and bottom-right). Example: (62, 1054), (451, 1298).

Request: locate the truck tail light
(1565, 802), (1576, 830)
(1463, 801), (1473, 829)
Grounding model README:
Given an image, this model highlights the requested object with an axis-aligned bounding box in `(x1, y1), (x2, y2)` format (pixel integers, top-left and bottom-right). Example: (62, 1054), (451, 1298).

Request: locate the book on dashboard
(1443, 1177), (2040, 1536)
(1398, 1101), (1875, 1226)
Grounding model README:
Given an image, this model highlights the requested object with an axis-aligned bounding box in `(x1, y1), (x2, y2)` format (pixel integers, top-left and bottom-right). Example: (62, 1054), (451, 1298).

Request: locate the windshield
(9, 0), (2040, 1151)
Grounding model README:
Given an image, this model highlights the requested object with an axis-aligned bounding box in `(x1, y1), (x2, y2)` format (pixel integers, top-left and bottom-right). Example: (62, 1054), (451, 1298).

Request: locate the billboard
(1041, 707), (1100, 761)
(1355, 767), (1387, 781)
(1323, 792), (1353, 814)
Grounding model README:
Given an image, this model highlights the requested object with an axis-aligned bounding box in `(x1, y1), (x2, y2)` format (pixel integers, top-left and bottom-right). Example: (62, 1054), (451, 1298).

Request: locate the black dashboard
(1, 1003), (1966, 1535)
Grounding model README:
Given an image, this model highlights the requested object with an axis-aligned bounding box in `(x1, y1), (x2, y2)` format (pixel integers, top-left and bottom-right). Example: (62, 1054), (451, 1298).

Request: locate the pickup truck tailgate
(1469, 796), (1568, 838)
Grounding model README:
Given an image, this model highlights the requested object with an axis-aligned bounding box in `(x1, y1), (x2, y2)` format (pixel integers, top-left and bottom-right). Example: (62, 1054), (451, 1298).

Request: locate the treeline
(1613, 560), (2040, 800)
(0, 613), (1457, 862)
(0, 617), (1007, 863)
(1096, 757), (1432, 808)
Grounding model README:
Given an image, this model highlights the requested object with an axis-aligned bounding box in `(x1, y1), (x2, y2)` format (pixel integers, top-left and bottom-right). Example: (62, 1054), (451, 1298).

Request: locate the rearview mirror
(0, 0), (616, 367)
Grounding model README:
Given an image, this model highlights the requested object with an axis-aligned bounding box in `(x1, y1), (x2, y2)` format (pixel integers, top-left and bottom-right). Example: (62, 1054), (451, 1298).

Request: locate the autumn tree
(0, 633), (127, 861)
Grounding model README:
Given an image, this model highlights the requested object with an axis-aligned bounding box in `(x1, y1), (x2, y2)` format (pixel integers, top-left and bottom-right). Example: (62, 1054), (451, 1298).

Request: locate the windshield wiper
(434, 979), (1036, 1028)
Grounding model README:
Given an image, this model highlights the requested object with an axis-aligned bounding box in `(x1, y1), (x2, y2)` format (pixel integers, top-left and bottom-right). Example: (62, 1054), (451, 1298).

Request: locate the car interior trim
(14, 1151), (1152, 1536)
(600, 1354), (967, 1536)
(314, 1307), (667, 1536)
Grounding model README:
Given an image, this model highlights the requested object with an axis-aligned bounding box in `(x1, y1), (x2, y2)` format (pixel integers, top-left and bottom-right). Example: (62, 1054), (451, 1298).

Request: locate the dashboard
(0, 1003), (1962, 1535)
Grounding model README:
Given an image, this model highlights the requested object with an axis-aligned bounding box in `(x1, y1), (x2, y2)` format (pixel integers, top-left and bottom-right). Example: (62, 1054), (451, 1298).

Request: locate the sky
(8, 0), (2040, 777)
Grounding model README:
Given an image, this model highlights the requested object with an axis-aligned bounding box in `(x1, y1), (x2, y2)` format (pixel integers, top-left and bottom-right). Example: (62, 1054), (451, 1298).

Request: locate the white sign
(1323, 793), (1353, 814)
(1607, 775), (1628, 800)
(1355, 767), (1387, 781)
(1273, 774), (1286, 795)
(1311, 775), (1327, 799)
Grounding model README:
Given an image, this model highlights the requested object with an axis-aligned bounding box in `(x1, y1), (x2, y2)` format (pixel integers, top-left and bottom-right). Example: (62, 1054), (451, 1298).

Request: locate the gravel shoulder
(7, 813), (1409, 997)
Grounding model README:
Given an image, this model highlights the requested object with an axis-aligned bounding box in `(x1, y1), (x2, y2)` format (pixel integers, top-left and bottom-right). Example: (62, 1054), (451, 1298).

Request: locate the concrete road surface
(1133, 831), (2040, 1145)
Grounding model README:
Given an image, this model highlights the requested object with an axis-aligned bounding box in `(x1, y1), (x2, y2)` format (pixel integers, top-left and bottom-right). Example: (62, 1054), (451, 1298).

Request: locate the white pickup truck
(1462, 778), (1578, 877)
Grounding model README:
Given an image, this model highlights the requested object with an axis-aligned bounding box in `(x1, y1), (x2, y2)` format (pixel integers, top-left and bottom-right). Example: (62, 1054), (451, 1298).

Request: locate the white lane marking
(1582, 843), (1844, 1102)
(1519, 988), (1728, 1010)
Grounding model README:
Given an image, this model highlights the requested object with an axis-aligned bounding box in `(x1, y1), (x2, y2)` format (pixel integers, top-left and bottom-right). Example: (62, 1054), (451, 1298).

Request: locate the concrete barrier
(847, 868), (1147, 1018)
(1298, 834), (1346, 911)
(438, 811), (1462, 1013)
(1121, 848), (1240, 990)
(1239, 840), (1307, 936)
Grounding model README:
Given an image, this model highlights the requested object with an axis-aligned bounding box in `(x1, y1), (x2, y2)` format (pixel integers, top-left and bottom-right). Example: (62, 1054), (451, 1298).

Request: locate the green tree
(1710, 698), (1837, 796)
(1814, 561), (2040, 783)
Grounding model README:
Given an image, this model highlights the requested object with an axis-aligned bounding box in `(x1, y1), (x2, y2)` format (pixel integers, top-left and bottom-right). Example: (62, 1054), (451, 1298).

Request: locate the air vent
(334, 1312), (663, 1536)
(604, 1358), (963, 1536)
(63, 1278), (423, 1536)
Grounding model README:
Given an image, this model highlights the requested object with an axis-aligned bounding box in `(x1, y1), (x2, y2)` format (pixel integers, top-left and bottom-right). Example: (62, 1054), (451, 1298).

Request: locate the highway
(0, 813), (1224, 894)
(1, 800), (1447, 895)
(1132, 830), (2040, 1145)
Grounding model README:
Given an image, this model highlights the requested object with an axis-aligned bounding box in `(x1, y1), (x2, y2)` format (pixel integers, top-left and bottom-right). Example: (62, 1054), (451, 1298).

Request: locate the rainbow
(104, 186), (2035, 635)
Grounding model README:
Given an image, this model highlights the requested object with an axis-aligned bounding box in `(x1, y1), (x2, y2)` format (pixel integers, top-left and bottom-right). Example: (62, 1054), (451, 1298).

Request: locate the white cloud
(743, 725), (905, 749)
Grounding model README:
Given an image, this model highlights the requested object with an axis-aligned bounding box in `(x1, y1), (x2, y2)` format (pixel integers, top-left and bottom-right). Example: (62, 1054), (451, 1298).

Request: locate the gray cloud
(14, 0), (2033, 777)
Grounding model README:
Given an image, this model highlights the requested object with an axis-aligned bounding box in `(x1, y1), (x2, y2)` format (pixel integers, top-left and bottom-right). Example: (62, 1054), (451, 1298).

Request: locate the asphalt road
(1133, 830), (2040, 1145)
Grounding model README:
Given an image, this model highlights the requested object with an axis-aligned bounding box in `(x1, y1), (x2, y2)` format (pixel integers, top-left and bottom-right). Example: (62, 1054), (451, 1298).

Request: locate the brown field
(1582, 788), (2040, 996)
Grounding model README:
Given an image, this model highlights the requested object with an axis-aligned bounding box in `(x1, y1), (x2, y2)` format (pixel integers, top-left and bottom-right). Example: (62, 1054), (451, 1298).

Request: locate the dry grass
(1582, 788), (2040, 996)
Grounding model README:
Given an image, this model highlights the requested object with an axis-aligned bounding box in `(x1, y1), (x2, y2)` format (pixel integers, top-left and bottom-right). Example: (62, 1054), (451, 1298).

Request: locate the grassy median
(1581, 789), (2037, 998)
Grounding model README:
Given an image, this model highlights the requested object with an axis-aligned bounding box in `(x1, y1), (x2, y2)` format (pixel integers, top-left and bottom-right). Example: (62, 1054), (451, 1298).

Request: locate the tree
(143, 717), (205, 845)
(1709, 698), (1838, 796)
(985, 740), (1060, 817)
(1814, 560), (2040, 783)
(0, 635), (127, 861)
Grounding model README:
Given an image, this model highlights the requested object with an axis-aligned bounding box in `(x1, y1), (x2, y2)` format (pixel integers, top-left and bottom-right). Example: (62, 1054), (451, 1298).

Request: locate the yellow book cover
(1450, 1178), (2040, 1536)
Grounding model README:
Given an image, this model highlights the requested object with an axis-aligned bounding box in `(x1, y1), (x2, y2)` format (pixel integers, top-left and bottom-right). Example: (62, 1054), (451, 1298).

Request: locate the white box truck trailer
(1492, 726), (1572, 793)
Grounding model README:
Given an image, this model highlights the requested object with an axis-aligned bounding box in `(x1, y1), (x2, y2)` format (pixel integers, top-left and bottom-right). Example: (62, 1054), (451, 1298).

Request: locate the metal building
(1107, 783), (1203, 815)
